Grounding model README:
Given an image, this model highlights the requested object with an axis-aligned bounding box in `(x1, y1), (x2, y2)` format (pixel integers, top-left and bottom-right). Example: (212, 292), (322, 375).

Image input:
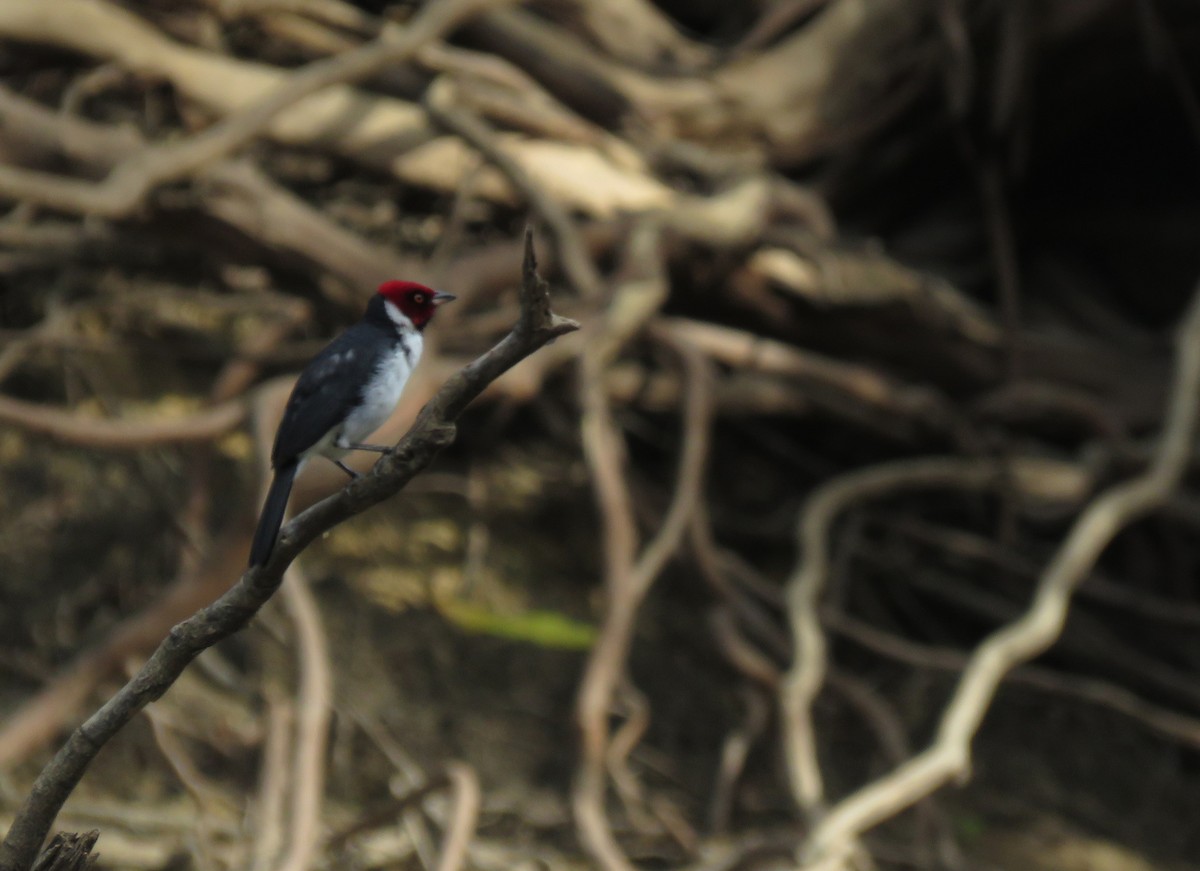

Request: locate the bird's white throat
(383, 299), (415, 332)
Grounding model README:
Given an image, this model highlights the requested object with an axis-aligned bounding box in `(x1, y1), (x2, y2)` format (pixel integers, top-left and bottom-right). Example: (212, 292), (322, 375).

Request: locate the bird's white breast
(336, 335), (421, 451)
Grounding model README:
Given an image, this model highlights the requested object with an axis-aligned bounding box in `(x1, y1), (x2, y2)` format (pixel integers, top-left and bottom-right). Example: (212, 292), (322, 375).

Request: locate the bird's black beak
(432, 291), (457, 305)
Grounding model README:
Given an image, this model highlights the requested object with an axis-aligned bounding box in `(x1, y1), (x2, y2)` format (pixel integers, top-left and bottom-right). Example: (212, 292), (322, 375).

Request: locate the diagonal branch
(0, 229), (578, 871)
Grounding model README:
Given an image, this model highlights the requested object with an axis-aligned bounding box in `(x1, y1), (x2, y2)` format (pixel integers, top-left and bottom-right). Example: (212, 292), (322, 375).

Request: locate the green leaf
(436, 599), (597, 650)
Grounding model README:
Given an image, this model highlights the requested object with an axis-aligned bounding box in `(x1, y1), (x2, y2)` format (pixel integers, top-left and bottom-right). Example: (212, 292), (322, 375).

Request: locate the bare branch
(0, 395), (246, 449)
(0, 230), (578, 871)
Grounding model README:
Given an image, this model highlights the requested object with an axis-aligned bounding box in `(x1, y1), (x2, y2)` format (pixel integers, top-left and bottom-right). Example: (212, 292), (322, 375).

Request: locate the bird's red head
(376, 280), (456, 329)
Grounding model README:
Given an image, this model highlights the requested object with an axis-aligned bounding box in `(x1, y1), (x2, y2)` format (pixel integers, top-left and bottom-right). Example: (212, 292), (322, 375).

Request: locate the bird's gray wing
(270, 325), (384, 463)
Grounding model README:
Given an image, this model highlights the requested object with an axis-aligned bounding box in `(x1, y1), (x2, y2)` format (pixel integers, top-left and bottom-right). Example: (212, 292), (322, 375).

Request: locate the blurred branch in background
(779, 276), (1200, 863)
(2, 0), (1200, 870)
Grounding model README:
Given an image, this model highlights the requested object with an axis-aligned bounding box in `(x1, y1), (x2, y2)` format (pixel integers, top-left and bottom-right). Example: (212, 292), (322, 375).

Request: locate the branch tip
(522, 224), (537, 276)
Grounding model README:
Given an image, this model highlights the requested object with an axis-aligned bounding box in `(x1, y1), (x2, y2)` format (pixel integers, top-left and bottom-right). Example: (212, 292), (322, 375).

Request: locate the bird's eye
(413, 293), (425, 304)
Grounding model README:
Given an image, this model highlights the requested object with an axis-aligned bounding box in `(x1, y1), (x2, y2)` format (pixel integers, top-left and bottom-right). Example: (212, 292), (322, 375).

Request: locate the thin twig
(139, 706), (228, 870)
(342, 709), (440, 865)
(271, 566), (333, 871)
(0, 230), (577, 871)
(708, 687), (771, 834)
(434, 763), (481, 871)
(250, 693), (293, 871)
(573, 270), (714, 870)
(605, 683), (654, 833)
(324, 774), (447, 852)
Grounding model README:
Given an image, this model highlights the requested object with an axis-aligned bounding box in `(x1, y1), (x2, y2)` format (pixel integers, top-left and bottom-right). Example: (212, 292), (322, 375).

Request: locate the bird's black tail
(249, 461), (299, 567)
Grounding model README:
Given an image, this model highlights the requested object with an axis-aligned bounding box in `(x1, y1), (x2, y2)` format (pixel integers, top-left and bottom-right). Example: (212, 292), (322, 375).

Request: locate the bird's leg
(328, 442), (391, 479)
(345, 442), (392, 454)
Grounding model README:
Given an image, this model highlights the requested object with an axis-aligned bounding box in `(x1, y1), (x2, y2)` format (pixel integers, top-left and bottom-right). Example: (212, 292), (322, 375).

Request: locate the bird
(249, 280), (455, 566)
